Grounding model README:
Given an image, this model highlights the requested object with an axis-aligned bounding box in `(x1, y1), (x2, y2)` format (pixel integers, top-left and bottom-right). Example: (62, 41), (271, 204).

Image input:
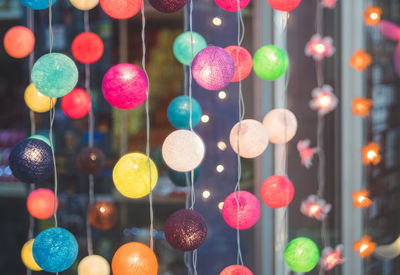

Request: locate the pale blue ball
(19, 0), (56, 10)
(33, 227), (78, 273)
(167, 95), (202, 129)
(32, 53), (78, 98)
(173, 32), (207, 66)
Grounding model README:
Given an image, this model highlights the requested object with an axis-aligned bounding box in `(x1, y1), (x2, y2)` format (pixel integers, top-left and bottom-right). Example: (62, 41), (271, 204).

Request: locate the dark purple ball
(164, 209), (207, 251)
(76, 147), (105, 175)
(9, 138), (53, 183)
(148, 0), (187, 13)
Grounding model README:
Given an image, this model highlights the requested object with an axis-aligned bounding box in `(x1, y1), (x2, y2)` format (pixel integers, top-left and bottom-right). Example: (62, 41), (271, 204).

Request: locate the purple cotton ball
(102, 63), (148, 109)
(148, 0), (187, 13)
(191, 46), (235, 90)
(164, 209), (207, 251)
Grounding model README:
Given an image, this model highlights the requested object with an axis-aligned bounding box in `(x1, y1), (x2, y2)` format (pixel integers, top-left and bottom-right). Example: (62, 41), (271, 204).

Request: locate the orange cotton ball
(3, 26), (35, 58)
(364, 6), (382, 26)
(72, 32), (104, 64)
(100, 0), (143, 19)
(350, 50), (372, 71)
(112, 242), (158, 275)
(27, 188), (58, 220)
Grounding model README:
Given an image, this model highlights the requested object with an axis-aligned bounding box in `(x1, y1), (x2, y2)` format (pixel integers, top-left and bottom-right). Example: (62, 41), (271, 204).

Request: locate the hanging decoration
(3, 26), (35, 59)
(148, 0), (187, 13)
(77, 147), (106, 175)
(61, 88), (91, 119)
(305, 34), (335, 60)
(219, 265), (253, 274)
(99, 0), (143, 19)
(352, 97), (373, 117)
(27, 188), (58, 220)
(167, 95), (202, 129)
(70, 0), (99, 10)
(361, 142), (381, 165)
(24, 83), (57, 113)
(267, 0), (302, 12)
(253, 45), (288, 81)
(224, 46), (253, 82)
(321, 0), (336, 9)
(309, 84), (338, 115)
(284, 237), (320, 273)
(319, 245), (345, 271)
(374, 236), (400, 259)
(300, 194), (331, 220)
(214, 0), (250, 12)
(262, 108), (297, 144)
(352, 189), (372, 208)
(19, 0), (56, 10)
(173, 31), (207, 66)
(350, 50), (372, 71)
(297, 139), (316, 168)
(72, 32), (104, 64)
(363, 5), (382, 26)
(353, 235), (376, 258)
(260, 175), (294, 208)
(88, 201), (118, 230)
(167, 167), (200, 187)
(78, 255), (111, 275)
(21, 239), (42, 271)
(378, 20), (400, 76)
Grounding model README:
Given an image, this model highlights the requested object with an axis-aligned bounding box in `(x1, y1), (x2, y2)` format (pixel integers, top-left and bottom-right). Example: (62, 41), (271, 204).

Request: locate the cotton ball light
(24, 83), (57, 113)
(173, 32), (207, 66)
(32, 227), (78, 273)
(113, 153), (158, 198)
(100, 0), (142, 19)
(167, 167), (200, 187)
(28, 135), (51, 146)
(61, 88), (91, 119)
(192, 46), (235, 90)
(220, 265), (253, 275)
(21, 239), (42, 271)
(72, 32), (104, 64)
(102, 63), (148, 109)
(9, 138), (53, 183)
(162, 130), (205, 172)
(112, 242), (158, 275)
(3, 26), (35, 58)
(261, 175), (294, 208)
(77, 147), (106, 175)
(27, 188), (58, 220)
(214, 0), (250, 12)
(31, 53), (78, 98)
(267, 0), (302, 11)
(262, 108), (297, 144)
(70, 0), (99, 10)
(253, 45), (288, 81)
(164, 209), (207, 251)
(78, 255), (110, 275)
(229, 119), (269, 159)
(222, 191), (260, 230)
(88, 201), (118, 230)
(224, 46), (253, 82)
(19, 0), (56, 10)
(148, 0), (187, 13)
(284, 237), (320, 273)
(167, 95), (202, 129)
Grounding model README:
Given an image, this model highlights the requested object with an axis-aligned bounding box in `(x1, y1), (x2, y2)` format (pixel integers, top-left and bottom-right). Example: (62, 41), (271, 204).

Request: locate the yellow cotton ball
(113, 153), (158, 199)
(69, 0), (99, 10)
(78, 255), (110, 275)
(24, 83), (57, 113)
(21, 239), (42, 271)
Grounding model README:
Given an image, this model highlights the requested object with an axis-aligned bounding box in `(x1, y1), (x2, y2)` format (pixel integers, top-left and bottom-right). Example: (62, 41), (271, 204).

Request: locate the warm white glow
(317, 94), (332, 108)
(309, 204), (321, 215)
(218, 202), (224, 210)
(202, 190), (211, 199)
(218, 91), (227, 100)
(367, 150), (377, 160)
(358, 195), (366, 203)
(217, 141), (227, 151)
(212, 17), (222, 26)
(216, 164), (224, 173)
(311, 42), (327, 55)
(360, 244), (369, 253)
(99, 207), (106, 213)
(370, 12), (378, 20)
(201, 115), (210, 123)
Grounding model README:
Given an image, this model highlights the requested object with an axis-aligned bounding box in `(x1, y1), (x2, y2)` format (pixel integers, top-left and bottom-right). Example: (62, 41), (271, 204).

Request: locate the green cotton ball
(253, 45), (289, 81)
(32, 53), (78, 98)
(173, 32), (207, 66)
(284, 237), (319, 273)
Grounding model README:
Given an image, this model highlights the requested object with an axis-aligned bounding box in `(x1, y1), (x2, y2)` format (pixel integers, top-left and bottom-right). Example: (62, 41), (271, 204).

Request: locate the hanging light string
(119, 20), (128, 157)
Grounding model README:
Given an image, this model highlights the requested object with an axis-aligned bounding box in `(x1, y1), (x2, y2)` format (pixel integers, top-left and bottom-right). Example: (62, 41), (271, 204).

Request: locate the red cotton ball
(61, 88), (91, 119)
(3, 26), (35, 58)
(27, 188), (58, 220)
(267, 0), (302, 11)
(220, 265), (253, 275)
(260, 175), (294, 208)
(100, 0), (143, 19)
(71, 32), (104, 64)
(224, 46), (253, 82)
(214, 0), (250, 12)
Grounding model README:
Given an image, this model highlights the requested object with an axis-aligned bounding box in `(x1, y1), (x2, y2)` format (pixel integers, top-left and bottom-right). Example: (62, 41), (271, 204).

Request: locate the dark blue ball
(167, 95), (202, 129)
(148, 0), (187, 13)
(168, 167), (200, 187)
(9, 138), (53, 183)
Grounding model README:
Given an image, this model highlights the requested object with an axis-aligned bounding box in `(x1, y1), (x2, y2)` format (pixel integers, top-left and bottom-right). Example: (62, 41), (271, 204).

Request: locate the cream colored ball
(263, 108), (297, 144)
(229, 119), (269, 158)
(78, 255), (110, 275)
(162, 130), (205, 172)
(70, 0), (99, 10)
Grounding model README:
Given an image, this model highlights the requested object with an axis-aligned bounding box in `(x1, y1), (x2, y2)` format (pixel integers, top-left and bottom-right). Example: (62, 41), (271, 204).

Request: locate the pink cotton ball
(220, 265), (253, 275)
(222, 190), (260, 230)
(260, 175), (294, 208)
(102, 63), (148, 109)
(214, 0), (250, 12)
(192, 46), (235, 91)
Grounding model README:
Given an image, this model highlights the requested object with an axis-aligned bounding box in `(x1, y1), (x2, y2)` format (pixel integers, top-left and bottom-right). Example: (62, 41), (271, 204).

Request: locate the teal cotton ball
(173, 32), (207, 66)
(167, 95), (202, 129)
(32, 53), (78, 98)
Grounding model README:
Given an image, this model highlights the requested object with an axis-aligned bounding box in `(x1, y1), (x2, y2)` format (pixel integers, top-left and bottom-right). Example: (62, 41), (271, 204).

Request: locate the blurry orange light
(361, 142), (381, 165)
(364, 6), (382, 26)
(354, 236), (376, 258)
(352, 98), (373, 117)
(353, 189), (372, 208)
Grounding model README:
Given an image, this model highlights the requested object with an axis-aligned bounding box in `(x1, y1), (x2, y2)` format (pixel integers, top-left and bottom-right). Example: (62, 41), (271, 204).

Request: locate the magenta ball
(192, 46), (235, 91)
(260, 175), (294, 208)
(222, 191), (260, 230)
(214, 0), (250, 11)
(102, 63), (148, 109)
(220, 265), (253, 275)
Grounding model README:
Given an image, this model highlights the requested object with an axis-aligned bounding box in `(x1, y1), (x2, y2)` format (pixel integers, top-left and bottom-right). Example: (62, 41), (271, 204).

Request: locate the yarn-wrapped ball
(32, 227), (78, 273)
(24, 83), (57, 113)
(173, 32), (207, 66)
(77, 147), (106, 175)
(3, 26), (35, 58)
(100, 0), (142, 19)
(164, 209), (207, 251)
(70, 0), (99, 11)
(262, 108), (297, 144)
(19, 0), (56, 10)
(261, 175), (294, 208)
(167, 167), (200, 187)
(9, 138), (53, 183)
(192, 46), (235, 90)
(78, 255), (110, 275)
(214, 0), (250, 12)
(284, 237), (320, 273)
(224, 46), (253, 82)
(253, 45), (288, 81)
(21, 239), (42, 271)
(148, 0), (187, 13)
(267, 0), (302, 11)
(61, 88), (91, 119)
(27, 188), (58, 220)
(220, 265), (253, 275)
(72, 32), (104, 64)
(88, 201), (118, 230)
(167, 95), (202, 129)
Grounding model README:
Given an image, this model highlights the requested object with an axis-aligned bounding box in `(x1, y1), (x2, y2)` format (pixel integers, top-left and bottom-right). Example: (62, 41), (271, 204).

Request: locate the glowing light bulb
(212, 17), (222, 26)
(354, 236), (376, 258)
(353, 190), (372, 208)
(361, 142), (381, 165)
(218, 202), (224, 210)
(367, 150), (376, 160)
(309, 204), (321, 216)
(311, 42), (327, 55)
(218, 91), (227, 99)
(201, 115), (210, 123)
(217, 141), (227, 151)
(216, 165), (224, 173)
(316, 93), (332, 108)
(202, 190), (211, 199)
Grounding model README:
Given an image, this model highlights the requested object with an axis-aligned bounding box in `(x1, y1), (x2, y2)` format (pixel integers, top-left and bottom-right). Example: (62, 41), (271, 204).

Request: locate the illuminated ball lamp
(260, 175), (294, 208)
(262, 108), (297, 144)
(3, 26), (35, 58)
(162, 130), (205, 172)
(364, 5), (382, 26)
(164, 209), (207, 251)
(19, 0), (56, 10)
(72, 32), (104, 64)
(24, 83), (57, 113)
(224, 46), (253, 82)
(113, 153), (158, 198)
(100, 0), (142, 19)
(77, 147), (106, 175)
(9, 138), (53, 183)
(112, 242), (158, 275)
(21, 239), (42, 271)
(61, 88), (91, 119)
(31, 53), (78, 98)
(167, 95), (202, 129)
(102, 63), (148, 109)
(78, 255), (110, 275)
(229, 119), (269, 159)
(220, 265), (253, 275)
(222, 191), (260, 230)
(148, 0), (187, 13)
(173, 31), (207, 66)
(253, 45), (288, 81)
(32, 227), (78, 273)
(88, 201), (118, 230)
(267, 0), (302, 11)
(284, 237), (320, 273)
(27, 188), (58, 220)
(214, 0), (250, 12)
(192, 46), (235, 90)
(167, 167), (200, 187)
(70, 0), (99, 10)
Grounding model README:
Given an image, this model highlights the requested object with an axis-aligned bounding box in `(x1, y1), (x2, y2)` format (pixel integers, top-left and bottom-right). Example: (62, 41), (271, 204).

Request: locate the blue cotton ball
(19, 0), (56, 10)
(33, 227), (78, 273)
(9, 138), (53, 183)
(167, 167), (200, 187)
(173, 32), (207, 66)
(167, 95), (202, 129)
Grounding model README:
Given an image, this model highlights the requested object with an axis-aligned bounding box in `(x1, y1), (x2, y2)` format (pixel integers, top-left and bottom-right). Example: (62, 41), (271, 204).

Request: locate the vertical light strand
(119, 20), (128, 157)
